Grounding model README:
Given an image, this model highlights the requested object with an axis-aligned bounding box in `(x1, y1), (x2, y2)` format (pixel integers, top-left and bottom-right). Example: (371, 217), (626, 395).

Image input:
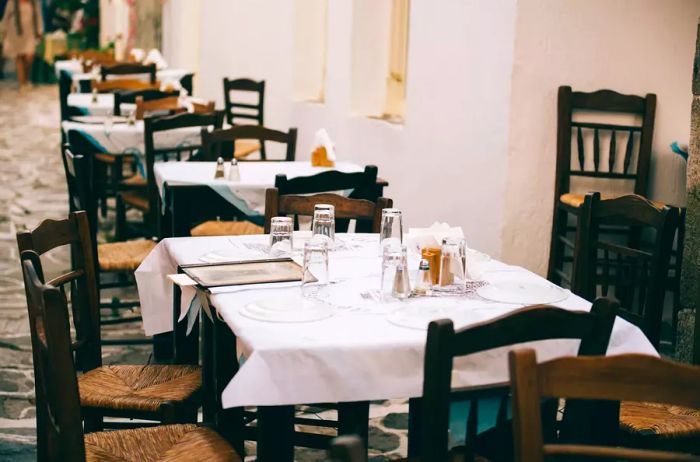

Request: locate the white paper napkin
(404, 222), (464, 253)
(313, 129), (337, 161)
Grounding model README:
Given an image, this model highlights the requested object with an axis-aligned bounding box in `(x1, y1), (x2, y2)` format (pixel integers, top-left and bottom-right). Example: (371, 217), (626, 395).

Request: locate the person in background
(0, 0), (7, 78)
(1, 0), (42, 89)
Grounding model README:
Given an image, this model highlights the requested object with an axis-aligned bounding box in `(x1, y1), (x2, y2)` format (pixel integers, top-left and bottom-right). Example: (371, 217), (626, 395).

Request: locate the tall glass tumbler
(380, 245), (410, 301)
(438, 237), (467, 289)
(312, 206), (335, 244)
(269, 216), (293, 256)
(379, 208), (403, 255)
(301, 240), (329, 298)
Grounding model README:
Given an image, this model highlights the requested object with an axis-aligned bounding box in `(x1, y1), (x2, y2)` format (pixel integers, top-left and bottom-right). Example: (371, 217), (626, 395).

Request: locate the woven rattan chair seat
(620, 401), (700, 438)
(79, 365), (201, 413)
(85, 424), (240, 461)
(98, 239), (156, 272)
(190, 220), (263, 237)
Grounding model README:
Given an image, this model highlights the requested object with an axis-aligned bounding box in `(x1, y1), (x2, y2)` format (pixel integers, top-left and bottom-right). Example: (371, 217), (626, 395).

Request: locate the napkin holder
(311, 146), (335, 167)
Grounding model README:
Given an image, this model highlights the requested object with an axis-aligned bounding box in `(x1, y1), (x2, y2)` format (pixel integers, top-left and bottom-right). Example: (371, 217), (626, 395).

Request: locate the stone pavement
(0, 81), (409, 461)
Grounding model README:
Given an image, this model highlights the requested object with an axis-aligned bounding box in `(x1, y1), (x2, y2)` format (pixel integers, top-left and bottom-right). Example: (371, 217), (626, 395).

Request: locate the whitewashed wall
(163, 0), (696, 271)
(501, 0), (700, 274)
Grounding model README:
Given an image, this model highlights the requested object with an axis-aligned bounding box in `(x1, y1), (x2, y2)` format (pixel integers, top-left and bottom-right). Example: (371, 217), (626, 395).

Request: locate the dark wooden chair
(413, 299), (617, 461)
(19, 253), (241, 462)
(113, 88), (179, 116)
(571, 193), (698, 449)
(115, 111), (224, 241)
(573, 193), (679, 347)
(264, 188), (392, 234)
(200, 124), (297, 162)
(58, 70), (82, 124)
(223, 78), (267, 158)
(17, 212), (203, 432)
(509, 349), (700, 462)
(92, 78), (160, 93)
(101, 62), (157, 84)
(61, 145), (155, 344)
(329, 435), (366, 462)
(548, 86), (656, 291)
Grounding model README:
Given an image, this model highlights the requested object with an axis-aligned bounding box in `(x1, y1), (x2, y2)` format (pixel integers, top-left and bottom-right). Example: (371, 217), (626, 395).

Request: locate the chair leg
(547, 206), (568, 285)
(115, 194), (126, 241)
(83, 410), (104, 433)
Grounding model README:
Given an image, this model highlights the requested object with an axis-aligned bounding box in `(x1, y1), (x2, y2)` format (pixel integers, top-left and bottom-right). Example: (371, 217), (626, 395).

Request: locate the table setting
(135, 206), (656, 410)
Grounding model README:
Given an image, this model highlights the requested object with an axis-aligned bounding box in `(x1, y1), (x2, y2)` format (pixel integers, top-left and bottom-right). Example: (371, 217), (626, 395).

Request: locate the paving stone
(382, 412), (408, 430)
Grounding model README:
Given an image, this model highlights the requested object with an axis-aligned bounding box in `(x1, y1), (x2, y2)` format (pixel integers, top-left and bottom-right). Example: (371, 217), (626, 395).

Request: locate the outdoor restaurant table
(66, 93), (136, 117)
(155, 161), (369, 232)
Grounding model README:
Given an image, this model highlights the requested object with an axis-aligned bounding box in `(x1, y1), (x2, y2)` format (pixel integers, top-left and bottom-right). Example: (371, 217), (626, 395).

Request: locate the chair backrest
(16, 211), (102, 374)
(223, 77), (265, 126)
(113, 88), (179, 116)
(573, 193), (679, 347)
(101, 62), (157, 84)
(58, 71), (81, 123)
(92, 79), (160, 93)
(21, 254), (86, 462)
(264, 188), (392, 234)
(420, 299), (617, 462)
(510, 349), (700, 462)
(135, 95), (185, 120)
(554, 86), (656, 201)
(200, 125), (297, 162)
(61, 144), (100, 245)
(144, 111), (224, 237)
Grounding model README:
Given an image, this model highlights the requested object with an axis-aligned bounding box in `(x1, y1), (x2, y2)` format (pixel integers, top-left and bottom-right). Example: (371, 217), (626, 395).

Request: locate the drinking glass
(438, 237), (467, 289)
(379, 209), (403, 254)
(380, 245), (410, 301)
(301, 240), (329, 298)
(103, 114), (113, 134)
(269, 217), (293, 256)
(312, 206), (335, 244)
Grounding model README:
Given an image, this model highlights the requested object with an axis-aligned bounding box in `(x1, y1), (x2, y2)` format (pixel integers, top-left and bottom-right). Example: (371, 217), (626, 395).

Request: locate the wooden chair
(115, 111), (224, 240)
(573, 193), (679, 347)
(92, 79), (160, 92)
(19, 254), (241, 462)
(135, 96), (185, 120)
(101, 62), (157, 84)
(571, 193), (697, 449)
(200, 124), (296, 162)
(413, 299), (617, 462)
(223, 78), (267, 157)
(113, 88), (179, 116)
(17, 213), (203, 431)
(509, 349), (700, 461)
(264, 189), (392, 234)
(548, 86), (656, 290)
(60, 145), (155, 343)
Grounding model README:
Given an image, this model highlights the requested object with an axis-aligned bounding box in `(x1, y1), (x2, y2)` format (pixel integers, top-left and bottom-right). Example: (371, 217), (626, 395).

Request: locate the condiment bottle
(392, 250), (411, 299)
(228, 158), (240, 181)
(421, 247), (441, 285)
(414, 259), (432, 296)
(214, 157), (225, 179)
(91, 88), (98, 103)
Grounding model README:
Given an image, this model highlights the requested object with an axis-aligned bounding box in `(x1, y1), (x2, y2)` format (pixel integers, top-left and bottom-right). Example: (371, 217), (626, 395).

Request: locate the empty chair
(20, 254), (240, 462)
(17, 212), (203, 431)
(509, 349), (700, 461)
(113, 88), (179, 116)
(200, 124), (297, 162)
(548, 86), (656, 290)
(101, 62), (157, 84)
(264, 188), (393, 234)
(92, 78), (160, 92)
(413, 300), (617, 461)
(222, 78), (266, 158)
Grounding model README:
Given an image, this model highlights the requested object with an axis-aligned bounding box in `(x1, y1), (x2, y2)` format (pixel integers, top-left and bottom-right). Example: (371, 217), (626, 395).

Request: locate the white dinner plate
(240, 296), (333, 323)
(476, 280), (568, 305)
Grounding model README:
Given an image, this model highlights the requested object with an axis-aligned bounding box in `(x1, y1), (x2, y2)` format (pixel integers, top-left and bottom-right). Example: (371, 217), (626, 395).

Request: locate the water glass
(379, 209), (403, 254)
(312, 206), (335, 243)
(269, 217), (293, 256)
(438, 237), (467, 289)
(301, 240), (329, 298)
(380, 245), (410, 301)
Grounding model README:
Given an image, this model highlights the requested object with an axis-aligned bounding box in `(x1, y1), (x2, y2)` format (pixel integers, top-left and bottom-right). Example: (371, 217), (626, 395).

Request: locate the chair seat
(84, 423), (240, 461)
(190, 220), (264, 237)
(78, 365), (201, 413)
(234, 140), (261, 159)
(120, 190), (150, 212)
(620, 401), (700, 438)
(95, 153), (134, 164)
(559, 193), (665, 209)
(98, 239), (156, 272)
(122, 174), (147, 187)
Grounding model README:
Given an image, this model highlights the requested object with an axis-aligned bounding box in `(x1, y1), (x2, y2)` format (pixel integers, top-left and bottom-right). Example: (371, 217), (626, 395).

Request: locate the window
(293, 0), (328, 102)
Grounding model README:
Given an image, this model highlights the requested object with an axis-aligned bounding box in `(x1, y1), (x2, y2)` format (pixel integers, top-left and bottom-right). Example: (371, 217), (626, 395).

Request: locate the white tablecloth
(135, 234), (656, 408)
(61, 120), (204, 158)
(54, 59), (190, 87)
(67, 93), (136, 117)
(155, 161), (363, 217)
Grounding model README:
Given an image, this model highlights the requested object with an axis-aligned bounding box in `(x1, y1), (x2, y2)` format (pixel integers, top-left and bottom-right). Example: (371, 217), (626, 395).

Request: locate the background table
(67, 93), (136, 117)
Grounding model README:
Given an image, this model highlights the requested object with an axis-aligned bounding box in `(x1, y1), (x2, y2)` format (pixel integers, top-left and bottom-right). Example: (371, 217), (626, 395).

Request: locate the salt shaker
(228, 158), (240, 181)
(91, 88), (98, 103)
(214, 157), (225, 179)
(392, 250), (411, 299)
(414, 259), (433, 296)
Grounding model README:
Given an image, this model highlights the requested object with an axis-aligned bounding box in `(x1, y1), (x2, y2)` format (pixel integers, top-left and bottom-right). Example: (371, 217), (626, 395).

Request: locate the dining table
(134, 232), (656, 461)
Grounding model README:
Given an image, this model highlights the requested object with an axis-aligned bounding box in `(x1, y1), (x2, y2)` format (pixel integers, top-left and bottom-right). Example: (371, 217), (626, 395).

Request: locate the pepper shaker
(214, 157), (225, 179)
(228, 158), (240, 181)
(414, 259), (433, 296)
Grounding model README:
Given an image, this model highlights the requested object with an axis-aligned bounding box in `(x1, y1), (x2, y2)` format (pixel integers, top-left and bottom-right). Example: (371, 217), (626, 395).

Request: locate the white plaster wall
(191, 0), (517, 257)
(501, 0), (700, 275)
(161, 0), (202, 90)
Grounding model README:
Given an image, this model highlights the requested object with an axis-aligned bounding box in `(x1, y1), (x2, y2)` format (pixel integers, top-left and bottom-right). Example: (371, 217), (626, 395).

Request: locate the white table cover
(54, 59), (190, 87)
(67, 93), (136, 117)
(61, 119), (203, 157)
(155, 161), (363, 217)
(135, 234), (656, 408)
